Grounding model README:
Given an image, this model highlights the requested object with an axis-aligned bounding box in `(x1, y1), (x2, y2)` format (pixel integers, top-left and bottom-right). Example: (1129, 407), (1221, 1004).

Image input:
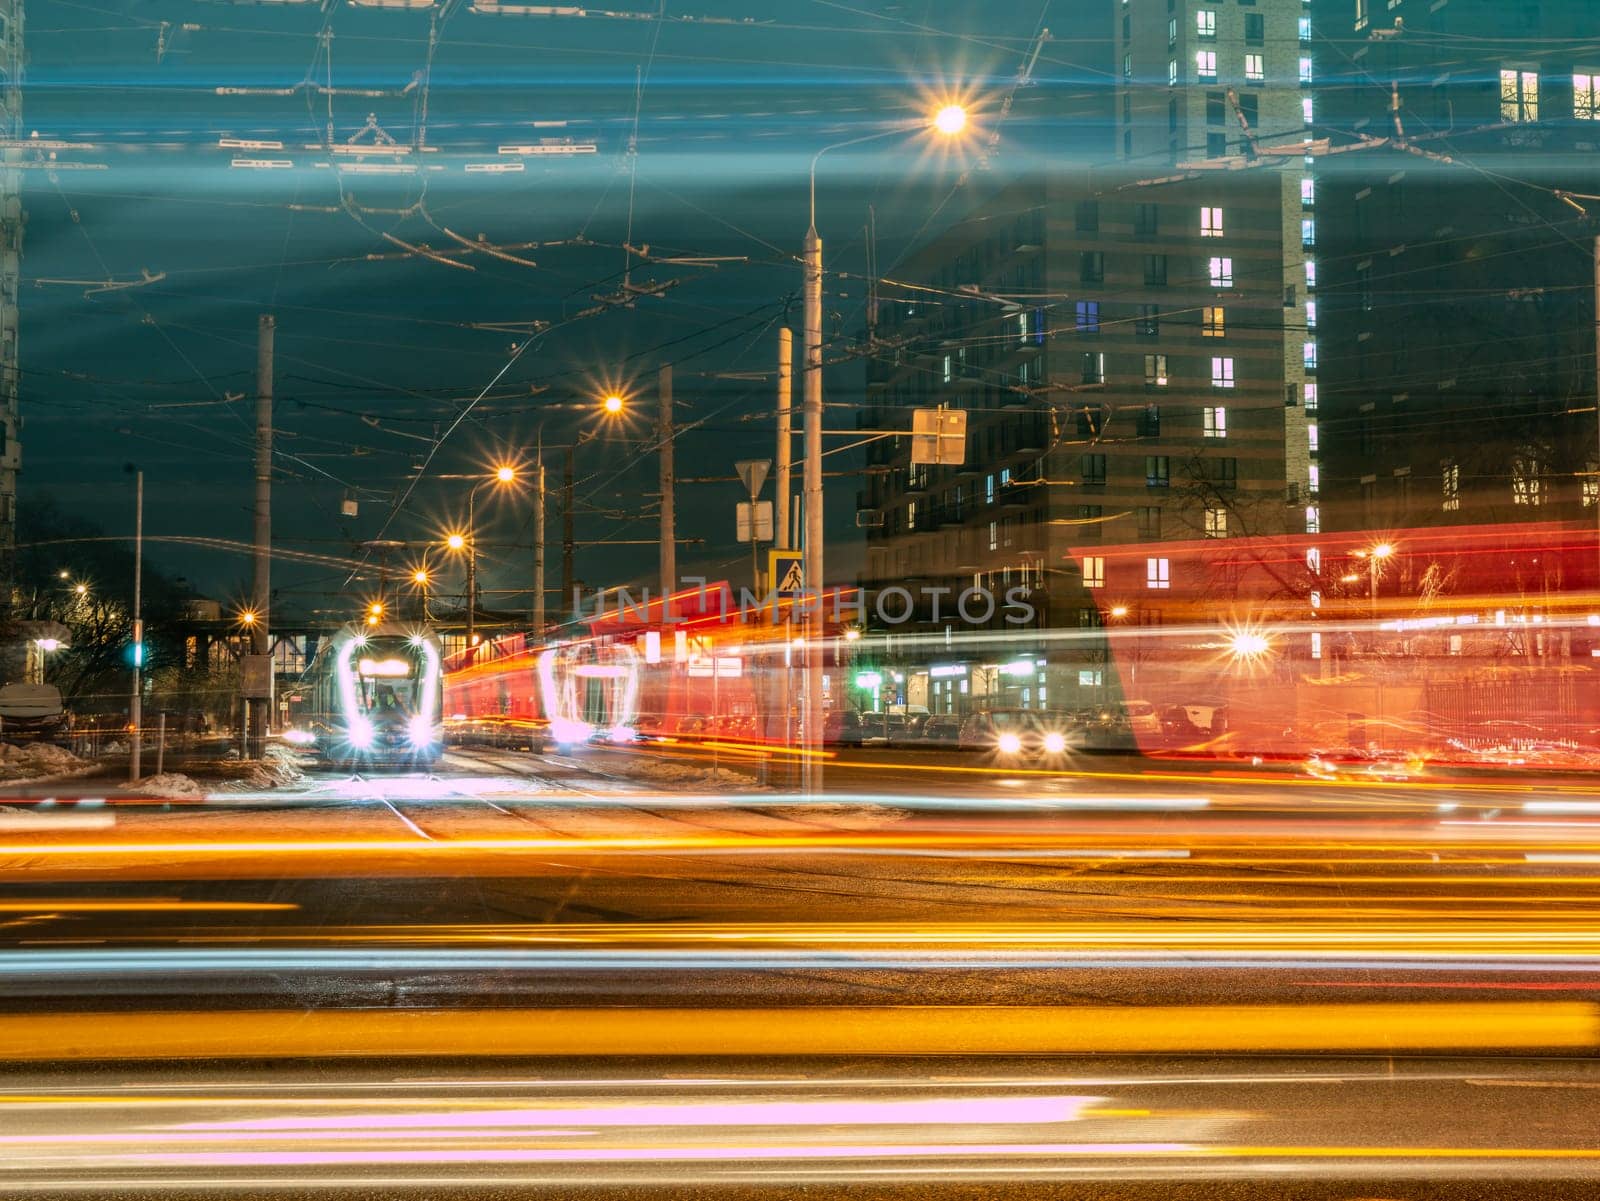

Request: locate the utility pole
(562, 445), (575, 615)
(659, 364), (676, 602)
(802, 222), (825, 790)
(250, 313), (273, 758)
(775, 328), (793, 549)
(1593, 235), (1600, 593)
(466, 486), (479, 649)
(532, 443), (546, 636)
(128, 469), (143, 783)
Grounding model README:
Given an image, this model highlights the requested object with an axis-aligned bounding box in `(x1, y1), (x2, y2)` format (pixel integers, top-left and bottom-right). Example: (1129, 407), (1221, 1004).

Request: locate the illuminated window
(1196, 9), (1216, 39)
(1301, 177), (1315, 206)
(1299, 55), (1313, 84)
(1306, 300), (1318, 327)
(1200, 206), (1224, 237)
(1169, 59), (1179, 86)
(1018, 310), (1029, 344)
(1196, 50), (1218, 81)
(1204, 507), (1227, 538)
(1079, 669), (1104, 687)
(1442, 461), (1460, 511)
(1076, 300), (1101, 332)
(1168, 17), (1177, 49)
(1146, 557), (1171, 590)
(1311, 631), (1322, 660)
(1306, 259), (1317, 288)
(1245, 53), (1265, 83)
(1302, 218), (1316, 246)
(1081, 352), (1105, 384)
(1512, 454), (1545, 506)
(1500, 68), (1539, 122)
(1083, 555), (1105, 589)
(1587, 461), (1600, 508)
(942, 354), (952, 383)
(1144, 353), (1169, 387)
(1299, 17), (1312, 43)
(1203, 305), (1226, 337)
(1304, 504), (1320, 533)
(1576, 73), (1600, 120)
(1204, 406), (1227, 438)
(1304, 340), (1318, 369)
(989, 520), (999, 550)
(1308, 464), (1320, 495)
(1303, 382), (1318, 411)
(1307, 423), (1318, 453)
(907, 501), (918, 530)
(1211, 356), (1236, 388)
(1208, 256), (1233, 287)
(1302, 96), (1314, 124)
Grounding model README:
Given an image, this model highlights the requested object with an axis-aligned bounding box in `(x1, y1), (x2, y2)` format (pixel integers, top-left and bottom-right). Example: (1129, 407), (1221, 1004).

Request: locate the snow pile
(219, 744), (308, 793)
(0, 742), (90, 779)
(627, 761), (765, 792)
(121, 773), (206, 800)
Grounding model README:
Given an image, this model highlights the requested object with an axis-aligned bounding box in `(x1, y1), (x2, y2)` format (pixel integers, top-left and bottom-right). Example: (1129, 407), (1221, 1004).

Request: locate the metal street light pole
(533, 447), (546, 636)
(128, 469), (143, 783)
(776, 328), (793, 550)
(466, 484), (479, 650)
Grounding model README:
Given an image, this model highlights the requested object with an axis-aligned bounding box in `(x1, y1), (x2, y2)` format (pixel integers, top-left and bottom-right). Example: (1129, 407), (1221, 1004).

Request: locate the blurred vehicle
(1305, 746), (1426, 782)
(824, 708), (867, 746)
(920, 714), (962, 746)
(0, 683), (72, 745)
(959, 708), (1052, 757)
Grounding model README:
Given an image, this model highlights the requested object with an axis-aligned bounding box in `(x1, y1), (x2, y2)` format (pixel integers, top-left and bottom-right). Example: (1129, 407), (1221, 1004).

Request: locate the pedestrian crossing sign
(769, 549), (805, 596)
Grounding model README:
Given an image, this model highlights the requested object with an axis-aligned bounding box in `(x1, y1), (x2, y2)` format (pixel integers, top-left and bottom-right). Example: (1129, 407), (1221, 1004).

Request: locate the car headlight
(407, 716), (435, 747)
(1043, 731), (1066, 754)
(997, 731), (1023, 754)
(347, 718), (374, 749)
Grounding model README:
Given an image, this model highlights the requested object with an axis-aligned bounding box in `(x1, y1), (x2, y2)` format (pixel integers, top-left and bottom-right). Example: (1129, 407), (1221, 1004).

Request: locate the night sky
(19, 0), (1112, 620)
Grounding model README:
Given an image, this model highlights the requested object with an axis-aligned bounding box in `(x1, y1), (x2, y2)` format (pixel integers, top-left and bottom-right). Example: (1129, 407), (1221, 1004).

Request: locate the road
(3, 742), (1600, 1193)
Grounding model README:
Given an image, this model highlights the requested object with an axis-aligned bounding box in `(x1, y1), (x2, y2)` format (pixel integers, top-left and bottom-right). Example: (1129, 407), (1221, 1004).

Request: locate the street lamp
(602, 393), (625, 416)
(458, 465), (519, 649)
(799, 103), (970, 779)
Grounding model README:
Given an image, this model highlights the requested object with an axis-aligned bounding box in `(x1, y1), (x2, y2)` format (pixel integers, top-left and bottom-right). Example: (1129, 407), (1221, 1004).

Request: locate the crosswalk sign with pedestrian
(769, 549), (805, 596)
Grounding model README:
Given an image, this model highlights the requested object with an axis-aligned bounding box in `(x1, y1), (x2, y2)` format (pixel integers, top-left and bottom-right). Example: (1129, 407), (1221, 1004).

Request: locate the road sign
(736, 500), (773, 542)
(769, 549), (805, 596)
(911, 407), (967, 466)
(735, 458), (771, 498)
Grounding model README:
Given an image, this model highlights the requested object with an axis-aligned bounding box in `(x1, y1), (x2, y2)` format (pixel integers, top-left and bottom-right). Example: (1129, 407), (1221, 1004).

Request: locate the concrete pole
(533, 448), (546, 636)
(562, 446), (575, 614)
(466, 486), (477, 650)
(251, 313), (274, 754)
(128, 469), (143, 783)
(776, 328), (793, 550)
(802, 226), (824, 788)
(659, 365), (676, 603)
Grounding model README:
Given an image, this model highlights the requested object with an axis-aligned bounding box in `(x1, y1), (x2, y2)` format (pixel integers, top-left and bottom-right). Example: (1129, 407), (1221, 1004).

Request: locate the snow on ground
(0, 742), (91, 780)
(120, 773), (206, 800)
(621, 760), (766, 792)
(216, 744), (309, 793)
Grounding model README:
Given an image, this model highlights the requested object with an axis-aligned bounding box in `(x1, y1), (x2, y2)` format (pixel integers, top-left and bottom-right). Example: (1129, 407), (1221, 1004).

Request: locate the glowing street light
(412, 569), (430, 585)
(933, 104), (968, 136)
(495, 464), (517, 484)
(238, 609), (258, 627)
(602, 393), (625, 416)
(445, 532), (467, 552)
(74, 583), (88, 596)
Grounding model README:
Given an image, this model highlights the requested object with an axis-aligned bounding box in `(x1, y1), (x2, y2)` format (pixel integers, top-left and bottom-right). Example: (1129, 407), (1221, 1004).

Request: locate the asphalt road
(4, 743), (1600, 1193)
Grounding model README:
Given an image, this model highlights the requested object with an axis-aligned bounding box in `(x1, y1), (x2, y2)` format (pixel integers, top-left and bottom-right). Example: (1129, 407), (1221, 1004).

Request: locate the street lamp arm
(809, 123), (921, 231)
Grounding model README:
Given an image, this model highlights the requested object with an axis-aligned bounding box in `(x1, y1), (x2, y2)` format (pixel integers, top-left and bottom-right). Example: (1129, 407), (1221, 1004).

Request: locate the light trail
(0, 1002), (1593, 1060)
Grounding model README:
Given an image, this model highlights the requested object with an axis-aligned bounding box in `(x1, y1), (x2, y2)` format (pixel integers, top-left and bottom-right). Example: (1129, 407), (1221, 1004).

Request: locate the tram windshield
(349, 637), (432, 722)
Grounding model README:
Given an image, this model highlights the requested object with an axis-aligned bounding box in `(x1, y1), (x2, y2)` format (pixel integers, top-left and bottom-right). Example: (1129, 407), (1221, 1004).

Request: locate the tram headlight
(407, 716), (435, 748)
(997, 731), (1023, 755)
(1043, 730), (1066, 754)
(347, 717), (374, 749)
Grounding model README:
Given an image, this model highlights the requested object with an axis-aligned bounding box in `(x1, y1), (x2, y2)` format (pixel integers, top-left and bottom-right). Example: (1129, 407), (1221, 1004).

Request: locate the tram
(292, 621), (445, 768)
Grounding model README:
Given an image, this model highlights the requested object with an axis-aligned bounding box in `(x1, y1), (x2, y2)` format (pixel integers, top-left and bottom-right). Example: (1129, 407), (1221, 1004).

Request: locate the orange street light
(602, 393), (625, 416)
(494, 464), (517, 484)
(933, 104), (968, 136)
(445, 532), (467, 552)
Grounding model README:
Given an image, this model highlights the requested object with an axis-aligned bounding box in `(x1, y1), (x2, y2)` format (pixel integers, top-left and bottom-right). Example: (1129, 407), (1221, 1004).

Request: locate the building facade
(1311, 0), (1598, 530)
(856, 168), (1299, 714)
(0, 0), (19, 556)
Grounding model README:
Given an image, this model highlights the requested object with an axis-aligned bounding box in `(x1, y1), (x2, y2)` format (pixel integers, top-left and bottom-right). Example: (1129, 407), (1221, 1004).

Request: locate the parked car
(0, 683), (72, 745)
(921, 714), (963, 746)
(824, 709), (868, 746)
